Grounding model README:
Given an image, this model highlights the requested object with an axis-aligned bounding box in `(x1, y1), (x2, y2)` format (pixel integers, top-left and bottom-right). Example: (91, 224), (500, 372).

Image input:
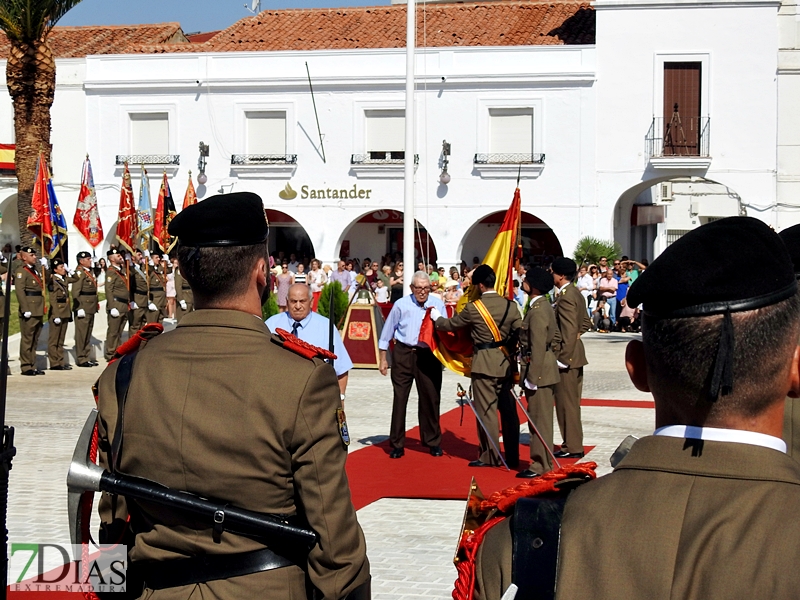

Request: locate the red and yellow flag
(182, 172), (197, 210)
(419, 188), (522, 376)
(26, 152), (53, 253)
(153, 171), (177, 253)
(74, 155), (104, 248)
(115, 163), (138, 254)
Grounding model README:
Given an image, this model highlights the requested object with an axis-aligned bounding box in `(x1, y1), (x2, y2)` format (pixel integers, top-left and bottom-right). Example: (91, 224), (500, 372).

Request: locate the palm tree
(0, 0), (84, 246)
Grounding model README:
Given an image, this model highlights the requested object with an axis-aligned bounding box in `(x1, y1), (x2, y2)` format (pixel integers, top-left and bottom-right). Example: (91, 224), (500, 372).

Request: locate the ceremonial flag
(153, 171), (177, 253)
(73, 156), (104, 248)
(116, 163), (138, 254)
(419, 188), (523, 376)
(182, 171), (197, 210)
(46, 168), (68, 259)
(137, 167), (153, 247)
(27, 152), (53, 254)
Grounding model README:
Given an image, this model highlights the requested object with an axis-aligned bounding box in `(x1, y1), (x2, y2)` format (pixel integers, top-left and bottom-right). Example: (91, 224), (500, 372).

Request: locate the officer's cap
(551, 257), (577, 277)
(472, 264), (495, 287)
(51, 258), (65, 269)
(779, 223), (800, 277)
(525, 267), (554, 294)
(628, 216), (797, 401)
(20, 246), (36, 255)
(76, 251), (91, 261)
(169, 192), (269, 247)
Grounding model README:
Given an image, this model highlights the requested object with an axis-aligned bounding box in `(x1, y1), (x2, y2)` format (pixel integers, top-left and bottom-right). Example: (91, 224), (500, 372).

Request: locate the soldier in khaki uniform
(473, 217), (800, 600)
(551, 257), (591, 459)
(71, 251), (99, 367)
(129, 251), (149, 335)
(46, 258), (72, 370)
(516, 267), (561, 478)
(104, 248), (130, 361)
(15, 246), (46, 375)
(146, 253), (171, 324)
(434, 265), (522, 467)
(96, 192), (371, 599)
(174, 263), (193, 322)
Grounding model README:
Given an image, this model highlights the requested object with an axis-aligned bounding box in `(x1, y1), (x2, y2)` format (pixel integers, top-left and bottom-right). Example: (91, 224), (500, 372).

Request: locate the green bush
(573, 236), (622, 267)
(261, 294), (280, 321)
(318, 281), (349, 327)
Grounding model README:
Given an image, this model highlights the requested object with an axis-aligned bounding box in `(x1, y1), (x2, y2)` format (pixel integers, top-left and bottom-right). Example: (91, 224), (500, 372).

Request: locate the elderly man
(330, 259), (352, 295)
(266, 283), (353, 397)
(474, 216), (800, 600)
(379, 271), (447, 458)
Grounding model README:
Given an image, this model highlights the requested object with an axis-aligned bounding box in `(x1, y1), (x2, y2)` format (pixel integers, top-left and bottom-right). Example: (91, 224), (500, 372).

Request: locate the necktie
(292, 321), (301, 336)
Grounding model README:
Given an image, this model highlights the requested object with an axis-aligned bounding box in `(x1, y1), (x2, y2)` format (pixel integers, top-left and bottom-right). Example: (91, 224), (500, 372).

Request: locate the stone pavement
(4, 314), (654, 596)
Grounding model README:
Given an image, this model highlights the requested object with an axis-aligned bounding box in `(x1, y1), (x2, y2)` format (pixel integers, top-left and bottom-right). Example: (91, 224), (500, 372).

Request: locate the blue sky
(59, 0), (390, 34)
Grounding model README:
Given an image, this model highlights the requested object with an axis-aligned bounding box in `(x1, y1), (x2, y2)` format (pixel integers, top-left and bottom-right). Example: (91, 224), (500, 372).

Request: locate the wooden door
(663, 62), (701, 155)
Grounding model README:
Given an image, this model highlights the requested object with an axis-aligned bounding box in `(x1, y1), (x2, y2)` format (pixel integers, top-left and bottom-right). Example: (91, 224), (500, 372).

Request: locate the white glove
(124, 253), (132, 261)
(148, 260), (154, 266)
(129, 302), (138, 310)
(179, 300), (187, 310)
(162, 254), (169, 262)
(76, 308), (86, 318)
(39, 258), (47, 266)
(143, 249), (150, 258)
(54, 317), (61, 325)
(148, 302), (157, 311)
(110, 308), (120, 318)
(23, 311), (31, 319)
(430, 307), (443, 321)
(67, 269), (75, 277)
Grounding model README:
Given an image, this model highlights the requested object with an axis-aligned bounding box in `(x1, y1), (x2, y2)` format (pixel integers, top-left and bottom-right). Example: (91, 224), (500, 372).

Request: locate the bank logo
(279, 183), (298, 200)
(9, 543), (128, 594)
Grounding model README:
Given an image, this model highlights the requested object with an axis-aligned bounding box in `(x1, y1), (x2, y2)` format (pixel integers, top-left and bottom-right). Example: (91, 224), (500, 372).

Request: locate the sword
(456, 383), (509, 471)
(67, 409), (317, 561)
(510, 386), (561, 470)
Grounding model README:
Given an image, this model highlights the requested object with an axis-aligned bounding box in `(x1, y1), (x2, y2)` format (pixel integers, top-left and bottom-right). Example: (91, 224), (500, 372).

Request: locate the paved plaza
(4, 309), (655, 597)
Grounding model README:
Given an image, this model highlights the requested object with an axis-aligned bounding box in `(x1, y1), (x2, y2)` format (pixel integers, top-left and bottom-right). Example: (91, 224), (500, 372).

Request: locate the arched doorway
(613, 176), (744, 262)
(460, 211), (563, 267)
(266, 210), (315, 263)
(338, 210), (439, 267)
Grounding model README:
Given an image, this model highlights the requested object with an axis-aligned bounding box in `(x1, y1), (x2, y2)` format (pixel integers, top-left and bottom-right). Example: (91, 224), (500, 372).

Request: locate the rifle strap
(110, 351), (138, 474)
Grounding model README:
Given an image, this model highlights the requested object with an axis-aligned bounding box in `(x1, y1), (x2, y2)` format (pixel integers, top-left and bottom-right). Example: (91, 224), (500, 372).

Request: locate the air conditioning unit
(660, 181), (673, 201)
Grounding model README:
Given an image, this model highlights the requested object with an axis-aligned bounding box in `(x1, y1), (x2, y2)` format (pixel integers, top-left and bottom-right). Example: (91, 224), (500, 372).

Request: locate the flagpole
(402, 0), (416, 291)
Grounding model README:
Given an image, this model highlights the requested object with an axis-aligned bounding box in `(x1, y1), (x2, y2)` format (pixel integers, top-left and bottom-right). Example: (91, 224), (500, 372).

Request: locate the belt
(150, 287), (164, 291)
(136, 547), (294, 590)
(113, 296), (129, 304)
(396, 341), (429, 352)
(24, 291), (42, 297)
(56, 299), (67, 304)
(475, 340), (508, 351)
(181, 286), (191, 290)
(79, 291), (96, 296)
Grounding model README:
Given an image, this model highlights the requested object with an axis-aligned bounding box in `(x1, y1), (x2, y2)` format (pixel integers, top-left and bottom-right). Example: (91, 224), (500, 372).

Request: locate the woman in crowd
(444, 279), (462, 317)
(276, 263), (294, 313)
(95, 257), (107, 287)
(294, 262), (307, 285)
(390, 261), (404, 303)
(166, 259), (177, 319)
(378, 265), (391, 290)
(363, 260), (378, 290)
(592, 298), (611, 332)
(307, 258), (327, 311)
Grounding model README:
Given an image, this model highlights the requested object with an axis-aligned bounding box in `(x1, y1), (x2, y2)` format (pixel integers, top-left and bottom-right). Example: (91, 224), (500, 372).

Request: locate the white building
(0, 0), (790, 266)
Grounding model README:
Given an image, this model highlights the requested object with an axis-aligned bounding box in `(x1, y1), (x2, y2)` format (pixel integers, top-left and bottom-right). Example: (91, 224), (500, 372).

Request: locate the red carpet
(346, 404), (593, 510)
(582, 398), (654, 409)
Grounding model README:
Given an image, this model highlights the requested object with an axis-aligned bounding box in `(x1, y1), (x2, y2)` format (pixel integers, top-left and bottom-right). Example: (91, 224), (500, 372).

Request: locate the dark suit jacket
(553, 284), (589, 369)
(520, 296), (560, 388)
(557, 436), (800, 599)
(435, 291), (521, 377)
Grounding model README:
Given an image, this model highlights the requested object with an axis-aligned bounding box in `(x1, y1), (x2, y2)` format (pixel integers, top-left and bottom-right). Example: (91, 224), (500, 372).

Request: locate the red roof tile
(186, 30), (221, 44)
(0, 23), (188, 58)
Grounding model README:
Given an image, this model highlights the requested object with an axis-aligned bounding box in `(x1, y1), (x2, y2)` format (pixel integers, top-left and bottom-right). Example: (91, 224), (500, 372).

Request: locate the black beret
(779, 224), (800, 276)
(51, 259), (65, 269)
(76, 251), (91, 261)
(107, 248), (121, 257)
(20, 246), (36, 255)
(629, 216), (796, 317)
(472, 264), (495, 286)
(525, 267), (554, 294)
(551, 257), (577, 276)
(169, 192), (269, 247)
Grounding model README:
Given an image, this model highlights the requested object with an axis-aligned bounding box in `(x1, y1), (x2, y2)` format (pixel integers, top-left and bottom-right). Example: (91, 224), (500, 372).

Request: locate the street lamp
(197, 142), (209, 185)
(439, 140), (451, 185)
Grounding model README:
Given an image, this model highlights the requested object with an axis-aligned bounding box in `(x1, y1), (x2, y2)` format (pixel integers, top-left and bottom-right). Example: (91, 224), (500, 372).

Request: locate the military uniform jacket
(436, 291), (521, 377)
(556, 436), (800, 599)
(71, 267), (98, 314)
(96, 309), (370, 599)
(47, 274), (72, 320)
(553, 284), (590, 369)
(15, 265), (45, 317)
(520, 296), (561, 388)
(104, 266), (129, 314)
(130, 265), (149, 305)
(174, 268), (193, 305)
(148, 265), (169, 311)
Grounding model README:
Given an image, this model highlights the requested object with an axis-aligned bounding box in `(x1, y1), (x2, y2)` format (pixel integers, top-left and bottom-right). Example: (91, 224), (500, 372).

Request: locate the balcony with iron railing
(646, 110), (711, 170)
(350, 152), (419, 179)
(472, 152), (546, 179)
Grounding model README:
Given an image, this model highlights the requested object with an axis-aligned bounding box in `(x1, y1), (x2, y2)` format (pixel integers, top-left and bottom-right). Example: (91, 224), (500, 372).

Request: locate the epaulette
(111, 323), (164, 362)
(274, 328), (337, 361)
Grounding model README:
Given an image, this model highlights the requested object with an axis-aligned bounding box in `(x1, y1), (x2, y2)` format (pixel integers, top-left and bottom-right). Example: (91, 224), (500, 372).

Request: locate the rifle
(0, 252), (17, 599)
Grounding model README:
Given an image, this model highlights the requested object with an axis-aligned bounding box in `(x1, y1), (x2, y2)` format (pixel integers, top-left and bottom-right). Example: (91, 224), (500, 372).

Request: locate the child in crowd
(374, 278), (390, 304)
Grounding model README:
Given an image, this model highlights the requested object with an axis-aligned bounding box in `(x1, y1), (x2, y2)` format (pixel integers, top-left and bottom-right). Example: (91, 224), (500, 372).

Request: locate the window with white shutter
(246, 111), (287, 156)
(129, 113), (169, 155)
(489, 108), (533, 155)
(365, 110), (405, 160)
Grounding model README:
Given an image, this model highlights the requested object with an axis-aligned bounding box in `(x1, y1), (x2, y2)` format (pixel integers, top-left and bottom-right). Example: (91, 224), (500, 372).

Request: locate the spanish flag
(419, 188), (522, 376)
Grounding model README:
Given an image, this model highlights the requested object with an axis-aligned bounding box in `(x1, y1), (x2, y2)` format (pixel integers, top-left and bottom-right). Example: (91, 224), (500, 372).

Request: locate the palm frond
(0, 0), (84, 42)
